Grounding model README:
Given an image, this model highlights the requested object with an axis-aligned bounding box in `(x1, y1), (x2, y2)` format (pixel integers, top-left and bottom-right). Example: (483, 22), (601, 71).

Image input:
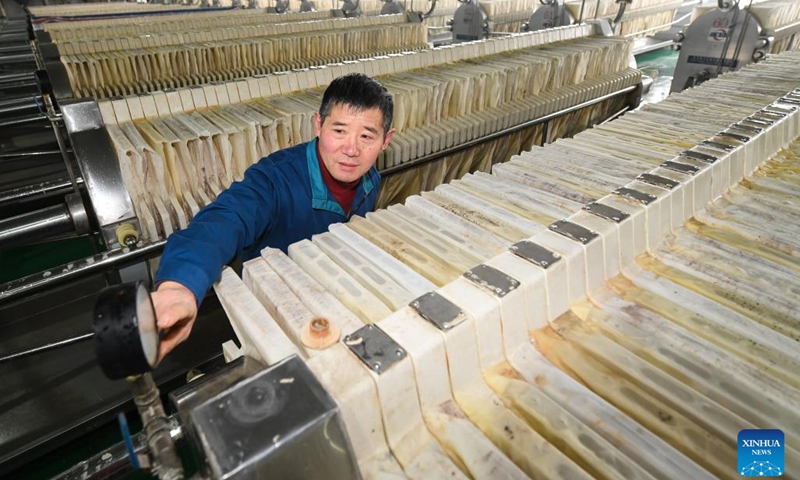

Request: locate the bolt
(396, 349), (404, 357)
(310, 317), (330, 338)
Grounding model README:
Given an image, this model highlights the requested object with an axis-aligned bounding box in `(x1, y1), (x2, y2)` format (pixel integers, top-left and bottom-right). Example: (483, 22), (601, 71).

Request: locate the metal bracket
(409, 292), (465, 331)
(778, 96), (800, 106)
(344, 325), (406, 374)
(743, 115), (774, 126)
(61, 100), (140, 248)
(463, 264), (519, 298)
(716, 131), (750, 143)
(766, 104), (795, 114)
(637, 173), (679, 190)
(757, 109), (786, 119)
(614, 187), (657, 205)
(731, 123), (762, 134)
(661, 160), (699, 175)
(509, 240), (561, 269)
(584, 202), (630, 223)
(549, 220), (598, 244)
(698, 140), (735, 152)
(681, 150), (717, 164)
(751, 111), (782, 122)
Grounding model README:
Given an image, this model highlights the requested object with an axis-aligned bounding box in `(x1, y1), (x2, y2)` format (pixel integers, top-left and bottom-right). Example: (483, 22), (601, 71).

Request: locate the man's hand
(152, 281), (198, 362)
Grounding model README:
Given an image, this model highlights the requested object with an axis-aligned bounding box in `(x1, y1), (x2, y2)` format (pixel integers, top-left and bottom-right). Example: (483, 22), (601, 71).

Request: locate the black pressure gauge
(93, 282), (160, 380)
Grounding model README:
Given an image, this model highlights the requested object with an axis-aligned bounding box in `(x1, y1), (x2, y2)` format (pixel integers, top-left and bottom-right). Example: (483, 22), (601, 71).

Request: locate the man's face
(314, 104), (394, 184)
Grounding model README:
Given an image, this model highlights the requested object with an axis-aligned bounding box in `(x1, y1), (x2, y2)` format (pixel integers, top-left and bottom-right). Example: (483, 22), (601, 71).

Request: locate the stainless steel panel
(190, 355), (361, 480)
(60, 100), (139, 248)
(672, 7), (762, 92)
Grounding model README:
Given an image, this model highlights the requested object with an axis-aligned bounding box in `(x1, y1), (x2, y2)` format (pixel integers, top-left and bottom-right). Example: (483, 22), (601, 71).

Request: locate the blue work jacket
(155, 139), (381, 305)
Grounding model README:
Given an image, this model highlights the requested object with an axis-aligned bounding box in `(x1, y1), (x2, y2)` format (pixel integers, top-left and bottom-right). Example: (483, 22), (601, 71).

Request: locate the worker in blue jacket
(152, 73), (395, 360)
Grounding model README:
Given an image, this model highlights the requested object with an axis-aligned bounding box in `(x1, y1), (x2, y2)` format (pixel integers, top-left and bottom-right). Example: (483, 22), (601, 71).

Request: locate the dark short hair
(319, 73), (393, 136)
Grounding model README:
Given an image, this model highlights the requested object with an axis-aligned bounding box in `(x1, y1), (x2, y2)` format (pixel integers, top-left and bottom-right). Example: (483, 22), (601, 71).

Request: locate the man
(152, 73), (395, 360)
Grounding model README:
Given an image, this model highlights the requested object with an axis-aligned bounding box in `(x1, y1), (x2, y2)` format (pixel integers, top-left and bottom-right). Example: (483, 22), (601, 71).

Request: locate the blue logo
(738, 429), (784, 476)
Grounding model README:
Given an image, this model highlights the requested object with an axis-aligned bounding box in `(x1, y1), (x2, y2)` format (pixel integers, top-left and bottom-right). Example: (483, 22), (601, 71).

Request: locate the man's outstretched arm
(152, 166), (279, 360)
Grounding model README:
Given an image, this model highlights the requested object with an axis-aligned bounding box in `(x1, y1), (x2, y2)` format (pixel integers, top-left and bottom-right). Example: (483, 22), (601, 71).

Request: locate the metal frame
(60, 100), (141, 249)
(381, 83), (638, 176)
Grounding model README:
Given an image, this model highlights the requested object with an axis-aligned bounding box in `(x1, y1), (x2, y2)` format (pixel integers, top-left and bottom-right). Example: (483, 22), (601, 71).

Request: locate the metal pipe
(45, 95), (80, 197)
(0, 53), (35, 64)
(0, 72), (35, 85)
(423, 0), (438, 18)
(541, 121), (550, 146)
(0, 148), (65, 158)
(0, 176), (83, 207)
(0, 203), (74, 248)
(52, 416), (184, 480)
(0, 79), (37, 90)
(0, 240), (166, 303)
(0, 45), (31, 55)
(0, 333), (94, 365)
(0, 98), (42, 117)
(0, 112), (47, 127)
(0, 33), (29, 42)
(0, 95), (39, 108)
(381, 84), (637, 176)
(768, 17), (800, 40)
(624, 10), (693, 37)
(129, 374), (184, 480)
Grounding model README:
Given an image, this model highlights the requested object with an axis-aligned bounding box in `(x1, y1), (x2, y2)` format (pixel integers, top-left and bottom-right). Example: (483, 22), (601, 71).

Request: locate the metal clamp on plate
(743, 115), (774, 126)
(344, 325), (406, 375)
(463, 264), (520, 298)
(409, 292), (466, 331)
(778, 96), (800, 106)
(614, 187), (657, 205)
(661, 160), (700, 175)
(766, 104), (795, 114)
(583, 202), (630, 223)
(637, 173), (679, 190)
(716, 131), (750, 143)
(758, 109), (786, 119)
(509, 240), (561, 268)
(731, 123), (762, 134)
(681, 150), (717, 164)
(549, 220), (599, 244)
(698, 140), (735, 152)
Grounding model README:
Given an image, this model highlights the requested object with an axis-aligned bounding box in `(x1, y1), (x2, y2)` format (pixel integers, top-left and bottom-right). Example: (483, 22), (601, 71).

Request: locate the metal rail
(767, 17), (800, 41)
(0, 332), (93, 364)
(381, 83), (637, 176)
(0, 176), (81, 205)
(0, 203), (74, 248)
(0, 240), (166, 303)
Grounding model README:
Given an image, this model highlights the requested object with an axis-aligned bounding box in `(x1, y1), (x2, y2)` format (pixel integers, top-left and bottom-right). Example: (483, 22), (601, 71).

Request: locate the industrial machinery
(671, 0), (800, 92)
(522, 0), (574, 32)
(3, 3), (656, 478)
(381, 0), (406, 15)
(451, 0), (685, 48)
(46, 50), (800, 479)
